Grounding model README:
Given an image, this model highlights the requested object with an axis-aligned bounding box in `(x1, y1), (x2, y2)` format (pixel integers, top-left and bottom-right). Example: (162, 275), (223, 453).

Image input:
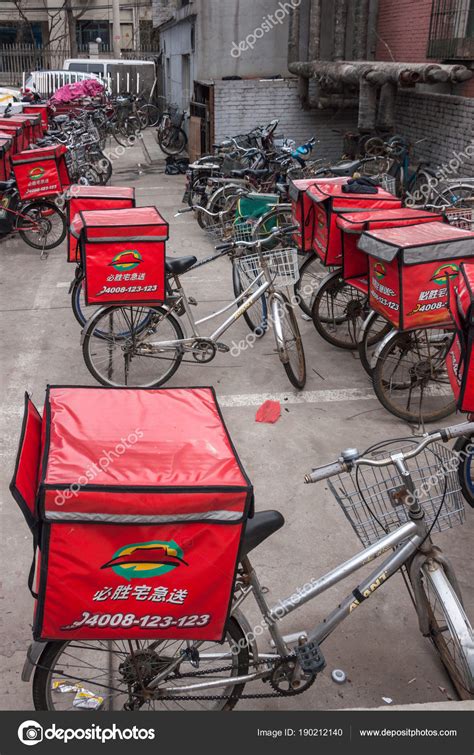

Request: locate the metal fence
(0, 43), (160, 87)
(427, 0), (474, 59)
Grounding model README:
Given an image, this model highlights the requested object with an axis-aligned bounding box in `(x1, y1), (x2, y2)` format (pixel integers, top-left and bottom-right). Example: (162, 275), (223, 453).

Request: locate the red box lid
(307, 180), (397, 202)
(80, 206), (169, 242)
(40, 386), (252, 521)
(359, 221), (474, 263)
(12, 144), (67, 164)
(67, 185), (135, 200)
(336, 207), (444, 232)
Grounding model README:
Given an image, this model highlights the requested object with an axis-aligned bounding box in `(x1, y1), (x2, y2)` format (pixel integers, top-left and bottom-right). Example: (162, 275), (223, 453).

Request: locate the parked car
(0, 86), (21, 104)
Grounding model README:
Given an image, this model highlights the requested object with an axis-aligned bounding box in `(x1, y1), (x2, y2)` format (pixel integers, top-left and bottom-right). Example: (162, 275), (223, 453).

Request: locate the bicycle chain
(151, 654), (313, 702)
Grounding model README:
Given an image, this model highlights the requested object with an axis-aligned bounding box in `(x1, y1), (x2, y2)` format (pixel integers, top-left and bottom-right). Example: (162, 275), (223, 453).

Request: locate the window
(76, 21), (111, 49)
(427, 0), (474, 59)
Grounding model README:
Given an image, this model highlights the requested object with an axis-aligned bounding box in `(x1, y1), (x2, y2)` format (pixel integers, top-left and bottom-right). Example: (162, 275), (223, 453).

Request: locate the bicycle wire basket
(379, 173), (397, 196)
(237, 247), (300, 288)
(328, 439), (465, 549)
(445, 207), (474, 231)
(167, 104), (185, 128)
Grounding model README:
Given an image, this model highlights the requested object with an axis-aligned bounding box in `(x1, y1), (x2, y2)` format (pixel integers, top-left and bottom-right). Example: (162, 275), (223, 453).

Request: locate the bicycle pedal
(295, 641), (326, 674)
(216, 342), (230, 353)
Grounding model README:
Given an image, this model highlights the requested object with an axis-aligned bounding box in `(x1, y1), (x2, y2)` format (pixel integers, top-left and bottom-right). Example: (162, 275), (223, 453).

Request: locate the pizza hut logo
(101, 541), (188, 580)
(29, 166), (45, 181)
(431, 263), (459, 286)
(110, 249), (143, 272)
(374, 261), (386, 280)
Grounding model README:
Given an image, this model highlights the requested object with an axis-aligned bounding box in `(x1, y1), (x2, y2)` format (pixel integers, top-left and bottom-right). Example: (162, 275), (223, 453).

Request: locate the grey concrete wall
(160, 18), (195, 109)
(195, 0), (292, 79)
(213, 77), (358, 159)
(394, 91), (474, 175)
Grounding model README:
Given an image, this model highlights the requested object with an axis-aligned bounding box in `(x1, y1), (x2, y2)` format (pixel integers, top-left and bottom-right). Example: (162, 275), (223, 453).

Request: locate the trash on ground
(256, 400), (281, 423)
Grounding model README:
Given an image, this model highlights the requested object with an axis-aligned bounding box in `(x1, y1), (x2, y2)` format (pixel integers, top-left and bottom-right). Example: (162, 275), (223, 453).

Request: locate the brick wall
(395, 90), (474, 173)
(213, 78), (358, 159)
(376, 0), (433, 62)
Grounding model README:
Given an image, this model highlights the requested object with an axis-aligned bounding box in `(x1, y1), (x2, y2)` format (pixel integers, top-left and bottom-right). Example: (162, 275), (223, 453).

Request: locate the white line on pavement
(56, 282), (71, 288)
(217, 388), (377, 407)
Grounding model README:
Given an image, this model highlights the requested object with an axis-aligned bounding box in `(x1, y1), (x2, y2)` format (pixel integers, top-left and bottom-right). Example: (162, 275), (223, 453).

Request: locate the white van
(63, 59), (156, 95)
(23, 70), (104, 98)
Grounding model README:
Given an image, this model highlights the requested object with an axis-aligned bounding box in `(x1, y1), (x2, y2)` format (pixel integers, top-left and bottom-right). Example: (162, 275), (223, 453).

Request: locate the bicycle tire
(294, 252), (330, 318)
(18, 200), (66, 250)
(272, 293), (306, 389)
(32, 616), (250, 711)
(83, 305), (185, 388)
(311, 271), (367, 350)
(232, 259), (268, 336)
(372, 329), (456, 423)
(357, 310), (394, 376)
(159, 127), (187, 156)
(414, 561), (474, 699)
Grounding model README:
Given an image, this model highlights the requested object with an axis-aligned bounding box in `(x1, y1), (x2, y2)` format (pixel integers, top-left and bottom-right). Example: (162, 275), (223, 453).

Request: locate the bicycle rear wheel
(311, 271), (367, 350)
(372, 328), (456, 423)
(455, 435), (474, 508)
(415, 561), (474, 699)
(159, 126), (187, 156)
(18, 200), (66, 250)
(357, 310), (393, 376)
(294, 253), (330, 317)
(82, 305), (184, 388)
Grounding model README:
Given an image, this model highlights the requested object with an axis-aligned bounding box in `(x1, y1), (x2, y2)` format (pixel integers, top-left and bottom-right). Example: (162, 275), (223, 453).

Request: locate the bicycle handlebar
(214, 224), (299, 252)
(304, 421), (474, 484)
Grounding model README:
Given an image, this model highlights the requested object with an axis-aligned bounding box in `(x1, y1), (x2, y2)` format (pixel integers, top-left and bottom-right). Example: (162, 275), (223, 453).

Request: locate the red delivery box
(79, 206), (168, 305)
(306, 179), (401, 266)
(12, 144), (70, 200)
(336, 208), (444, 294)
(0, 124), (23, 153)
(446, 263), (474, 412)
(10, 386), (253, 641)
(2, 114), (41, 143)
(0, 137), (12, 181)
(358, 222), (474, 330)
(23, 104), (49, 130)
(288, 176), (324, 253)
(66, 185), (136, 262)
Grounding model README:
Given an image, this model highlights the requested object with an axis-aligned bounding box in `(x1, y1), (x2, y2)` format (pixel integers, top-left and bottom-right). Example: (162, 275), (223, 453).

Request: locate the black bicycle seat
(165, 255), (197, 275)
(241, 510), (285, 557)
(230, 168), (270, 179)
(328, 159), (362, 176)
(0, 178), (16, 191)
(53, 115), (69, 125)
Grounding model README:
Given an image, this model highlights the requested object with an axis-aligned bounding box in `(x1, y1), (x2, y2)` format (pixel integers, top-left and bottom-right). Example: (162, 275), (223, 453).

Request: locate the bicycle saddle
(53, 115), (69, 125)
(241, 510), (285, 557)
(328, 159), (362, 176)
(165, 255), (197, 275)
(0, 178), (16, 191)
(230, 168), (270, 179)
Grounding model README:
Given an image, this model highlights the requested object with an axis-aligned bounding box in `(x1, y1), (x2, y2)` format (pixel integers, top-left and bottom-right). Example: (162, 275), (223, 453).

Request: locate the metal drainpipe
(333, 0), (348, 61)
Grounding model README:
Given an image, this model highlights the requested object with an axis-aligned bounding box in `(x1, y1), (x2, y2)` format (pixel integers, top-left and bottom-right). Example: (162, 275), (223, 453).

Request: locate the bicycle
(156, 105), (188, 156)
(80, 226), (307, 389)
(0, 178), (66, 256)
(26, 421), (474, 710)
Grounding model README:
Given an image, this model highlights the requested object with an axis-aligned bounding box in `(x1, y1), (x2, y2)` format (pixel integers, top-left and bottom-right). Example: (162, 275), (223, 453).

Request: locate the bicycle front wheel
(232, 259), (268, 336)
(357, 310), (393, 376)
(294, 252), (330, 317)
(272, 294), (306, 389)
(415, 561), (474, 699)
(455, 435), (474, 508)
(372, 328), (456, 423)
(83, 305), (184, 388)
(159, 126), (187, 156)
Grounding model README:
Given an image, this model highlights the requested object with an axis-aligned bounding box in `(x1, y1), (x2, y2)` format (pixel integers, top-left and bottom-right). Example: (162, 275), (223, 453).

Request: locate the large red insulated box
(11, 144), (70, 200)
(1, 114), (42, 143)
(288, 176), (325, 253)
(0, 137), (12, 181)
(10, 386), (253, 642)
(306, 179), (402, 267)
(0, 124), (24, 153)
(358, 222), (474, 330)
(446, 263), (474, 412)
(23, 104), (49, 130)
(66, 185), (136, 263)
(79, 206), (168, 305)
(336, 207), (444, 294)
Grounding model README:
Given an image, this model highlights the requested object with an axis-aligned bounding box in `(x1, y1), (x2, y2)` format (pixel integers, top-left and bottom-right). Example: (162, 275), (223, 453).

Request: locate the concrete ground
(0, 131), (472, 711)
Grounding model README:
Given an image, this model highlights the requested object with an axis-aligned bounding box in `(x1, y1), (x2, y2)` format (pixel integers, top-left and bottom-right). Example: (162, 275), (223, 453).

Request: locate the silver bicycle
(81, 226), (307, 389)
(26, 422), (473, 710)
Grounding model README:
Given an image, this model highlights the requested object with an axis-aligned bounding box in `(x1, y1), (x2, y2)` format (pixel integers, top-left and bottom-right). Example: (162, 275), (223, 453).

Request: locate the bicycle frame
(155, 518), (427, 694)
